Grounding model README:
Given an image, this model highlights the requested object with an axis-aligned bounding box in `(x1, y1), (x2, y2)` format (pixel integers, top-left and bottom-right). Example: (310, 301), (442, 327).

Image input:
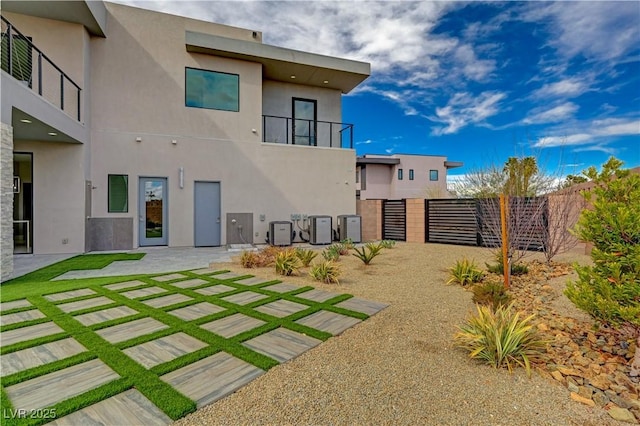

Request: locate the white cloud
(430, 91), (507, 135)
(534, 118), (640, 148)
(523, 102), (578, 125)
(531, 77), (589, 99)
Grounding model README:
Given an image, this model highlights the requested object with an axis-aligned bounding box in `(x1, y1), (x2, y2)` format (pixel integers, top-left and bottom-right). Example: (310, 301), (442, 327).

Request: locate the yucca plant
(322, 246), (340, 261)
(454, 303), (547, 377)
(240, 250), (260, 268)
(353, 244), (381, 265)
(365, 242), (384, 255)
(446, 258), (484, 286)
(379, 240), (396, 249)
(472, 281), (512, 311)
(274, 249), (302, 276)
(295, 248), (317, 267)
(309, 261), (341, 284)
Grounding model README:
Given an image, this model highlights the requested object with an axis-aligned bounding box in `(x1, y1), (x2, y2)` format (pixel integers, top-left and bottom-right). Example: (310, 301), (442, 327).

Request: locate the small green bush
(379, 240), (396, 249)
(447, 258), (484, 286)
(295, 248), (317, 267)
(329, 243), (350, 256)
(322, 246), (340, 261)
(340, 238), (355, 250)
(274, 249), (302, 276)
(353, 244), (381, 265)
(454, 303), (547, 377)
(309, 261), (341, 284)
(486, 252), (528, 276)
(472, 281), (511, 311)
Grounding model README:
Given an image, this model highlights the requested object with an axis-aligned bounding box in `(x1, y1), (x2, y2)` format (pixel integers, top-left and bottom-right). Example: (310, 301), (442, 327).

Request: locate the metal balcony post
(7, 24), (12, 76)
(286, 118), (289, 144)
(60, 74), (64, 111)
(77, 89), (81, 121)
(330, 122), (333, 147)
(37, 53), (42, 95)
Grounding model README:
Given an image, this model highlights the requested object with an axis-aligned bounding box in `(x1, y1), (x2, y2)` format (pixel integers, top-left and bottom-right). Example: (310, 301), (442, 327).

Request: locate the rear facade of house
(0, 1), (370, 281)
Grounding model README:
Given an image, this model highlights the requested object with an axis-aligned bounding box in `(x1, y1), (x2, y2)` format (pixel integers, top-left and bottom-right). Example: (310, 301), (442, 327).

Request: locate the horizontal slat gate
(383, 199), (406, 241)
(426, 199), (478, 245)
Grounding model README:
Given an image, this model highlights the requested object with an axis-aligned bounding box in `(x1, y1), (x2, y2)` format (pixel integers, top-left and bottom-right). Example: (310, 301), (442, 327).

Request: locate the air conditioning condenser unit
(337, 215), (361, 243)
(269, 221), (292, 246)
(308, 215), (332, 245)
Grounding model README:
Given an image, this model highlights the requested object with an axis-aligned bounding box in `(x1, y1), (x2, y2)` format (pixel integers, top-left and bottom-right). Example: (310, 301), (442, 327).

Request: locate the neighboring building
(356, 154), (462, 200)
(0, 1), (370, 280)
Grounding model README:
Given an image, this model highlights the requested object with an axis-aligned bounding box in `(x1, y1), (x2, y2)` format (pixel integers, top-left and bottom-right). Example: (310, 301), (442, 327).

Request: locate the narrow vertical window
(430, 170), (439, 181)
(409, 169), (414, 180)
(108, 174), (128, 212)
(398, 168), (403, 180)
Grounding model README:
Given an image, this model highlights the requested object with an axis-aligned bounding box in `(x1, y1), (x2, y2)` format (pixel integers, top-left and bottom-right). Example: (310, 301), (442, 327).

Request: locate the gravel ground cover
(175, 242), (629, 426)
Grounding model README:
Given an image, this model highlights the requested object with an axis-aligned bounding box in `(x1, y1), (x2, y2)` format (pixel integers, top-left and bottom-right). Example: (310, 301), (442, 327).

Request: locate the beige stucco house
(356, 154), (462, 200)
(0, 1), (370, 281)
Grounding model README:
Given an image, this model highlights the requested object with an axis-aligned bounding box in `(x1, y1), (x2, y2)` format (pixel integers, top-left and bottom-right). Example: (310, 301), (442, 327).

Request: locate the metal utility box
(269, 221), (292, 246)
(337, 215), (362, 243)
(308, 215), (332, 245)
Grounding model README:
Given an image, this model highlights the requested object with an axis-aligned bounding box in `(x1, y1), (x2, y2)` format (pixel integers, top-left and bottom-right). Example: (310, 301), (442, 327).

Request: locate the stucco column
(405, 198), (425, 243)
(1, 122), (14, 281)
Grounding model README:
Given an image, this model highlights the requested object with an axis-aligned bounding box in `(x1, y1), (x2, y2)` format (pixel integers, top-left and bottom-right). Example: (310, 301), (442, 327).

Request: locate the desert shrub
(257, 246), (285, 267)
(322, 246), (341, 261)
(309, 261), (341, 284)
(295, 248), (317, 267)
(274, 249), (301, 276)
(447, 258), (484, 286)
(472, 281), (511, 311)
(454, 303), (547, 377)
(353, 244), (381, 265)
(329, 243), (350, 256)
(565, 157), (640, 327)
(240, 250), (260, 268)
(486, 252), (529, 276)
(380, 240), (396, 249)
(340, 238), (355, 250)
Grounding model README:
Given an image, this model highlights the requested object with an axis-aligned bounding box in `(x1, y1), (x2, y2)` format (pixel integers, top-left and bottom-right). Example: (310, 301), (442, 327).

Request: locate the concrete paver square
(104, 280), (147, 291)
(96, 317), (169, 344)
(2, 322), (65, 347)
(195, 284), (235, 296)
(4, 359), (119, 411)
(124, 332), (208, 369)
(242, 328), (321, 363)
(74, 306), (139, 326)
(47, 389), (171, 426)
(235, 277), (271, 286)
(142, 294), (192, 308)
(121, 286), (167, 299)
(296, 310), (361, 335)
(190, 268), (220, 275)
(335, 297), (389, 316)
(153, 273), (188, 282)
(221, 291), (269, 306)
(1, 338), (87, 377)
(255, 300), (309, 318)
(0, 299), (32, 311)
(201, 313), (266, 338)
(168, 302), (225, 321)
(171, 278), (208, 289)
(211, 272), (243, 280)
(0, 309), (45, 326)
(161, 352), (263, 408)
(57, 296), (114, 313)
(44, 289), (96, 302)
(262, 283), (300, 293)
(295, 288), (340, 303)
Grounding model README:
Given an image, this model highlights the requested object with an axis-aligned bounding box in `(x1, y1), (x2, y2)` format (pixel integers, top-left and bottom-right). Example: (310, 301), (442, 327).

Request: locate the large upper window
(185, 68), (239, 112)
(108, 174), (128, 213)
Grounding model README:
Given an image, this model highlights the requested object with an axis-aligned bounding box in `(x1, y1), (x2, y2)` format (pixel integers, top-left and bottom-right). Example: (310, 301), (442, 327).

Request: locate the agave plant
(353, 245), (380, 265)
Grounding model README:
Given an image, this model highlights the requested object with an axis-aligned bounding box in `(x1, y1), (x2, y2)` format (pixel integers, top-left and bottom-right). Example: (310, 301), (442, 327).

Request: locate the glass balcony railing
(1, 16), (82, 121)
(262, 115), (354, 149)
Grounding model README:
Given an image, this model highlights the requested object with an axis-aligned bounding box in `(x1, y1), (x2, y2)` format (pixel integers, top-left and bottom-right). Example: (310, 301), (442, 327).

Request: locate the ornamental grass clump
(322, 246), (341, 261)
(379, 240), (396, 249)
(309, 261), (341, 284)
(295, 248), (317, 267)
(240, 250), (260, 268)
(454, 303), (547, 377)
(472, 281), (511, 311)
(447, 258), (484, 286)
(353, 243), (382, 265)
(274, 249), (302, 276)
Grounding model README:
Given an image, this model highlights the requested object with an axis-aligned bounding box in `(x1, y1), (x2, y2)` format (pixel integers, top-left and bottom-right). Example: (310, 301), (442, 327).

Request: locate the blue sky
(115, 0), (639, 178)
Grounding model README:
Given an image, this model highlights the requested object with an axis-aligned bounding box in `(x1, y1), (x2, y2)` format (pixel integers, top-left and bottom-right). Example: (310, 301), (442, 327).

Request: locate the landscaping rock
(571, 392), (595, 407)
(607, 406), (638, 424)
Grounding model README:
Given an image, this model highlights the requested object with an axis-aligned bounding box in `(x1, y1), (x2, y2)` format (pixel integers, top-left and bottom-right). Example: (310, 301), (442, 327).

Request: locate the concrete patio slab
(0, 309), (45, 326)
(242, 328), (322, 363)
(153, 273), (188, 282)
(295, 289), (340, 303)
(44, 289), (96, 302)
(0, 299), (32, 311)
(123, 333), (208, 369)
(168, 302), (225, 321)
(335, 297), (389, 316)
(161, 352), (264, 408)
(211, 272), (243, 280)
(2, 322), (65, 347)
(296, 310), (361, 335)
(47, 389), (171, 426)
(121, 286), (167, 299)
(262, 283), (300, 293)
(195, 284), (235, 296)
(74, 306), (139, 326)
(221, 291), (269, 306)
(235, 277), (272, 286)
(255, 300), (309, 318)
(142, 294), (192, 309)
(4, 359), (119, 411)
(200, 313), (266, 338)
(96, 317), (169, 344)
(104, 280), (147, 291)
(189, 268), (220, 275)
(1, 338), (87, 377)
(57, 296), (114, 313)
(171, 278), (209, 289)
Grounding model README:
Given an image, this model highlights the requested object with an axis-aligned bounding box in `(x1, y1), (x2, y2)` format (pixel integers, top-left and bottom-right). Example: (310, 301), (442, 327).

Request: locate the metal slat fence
(382, 199), (406, 241)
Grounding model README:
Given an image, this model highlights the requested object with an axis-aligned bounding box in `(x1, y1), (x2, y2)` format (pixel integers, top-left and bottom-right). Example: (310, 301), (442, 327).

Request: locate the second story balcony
(1, 15), (82, 122)
(262, 115), (354, 149)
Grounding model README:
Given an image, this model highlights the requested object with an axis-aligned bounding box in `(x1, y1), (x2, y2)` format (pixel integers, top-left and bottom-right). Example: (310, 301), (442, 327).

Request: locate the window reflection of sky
(145, 181), (163, 201)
